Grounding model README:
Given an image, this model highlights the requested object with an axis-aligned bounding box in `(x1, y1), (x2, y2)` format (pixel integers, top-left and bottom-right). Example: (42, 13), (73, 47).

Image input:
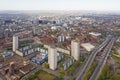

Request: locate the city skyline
(0, 2), (120, 79)
(0, 0), (120, 11)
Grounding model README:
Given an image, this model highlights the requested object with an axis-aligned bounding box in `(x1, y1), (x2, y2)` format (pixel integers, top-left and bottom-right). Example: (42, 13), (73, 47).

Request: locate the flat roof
(81, 43), (95, 51)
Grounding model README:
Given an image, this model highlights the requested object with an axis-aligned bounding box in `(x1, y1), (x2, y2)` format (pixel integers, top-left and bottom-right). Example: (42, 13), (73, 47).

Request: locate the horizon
(0, 10), (120, 14)
(0, 0), (120, 11)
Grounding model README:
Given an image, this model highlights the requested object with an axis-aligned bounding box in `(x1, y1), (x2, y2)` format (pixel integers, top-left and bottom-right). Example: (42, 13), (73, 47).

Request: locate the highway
(76, 35), (112, 80)
(89, 37), (115, 80)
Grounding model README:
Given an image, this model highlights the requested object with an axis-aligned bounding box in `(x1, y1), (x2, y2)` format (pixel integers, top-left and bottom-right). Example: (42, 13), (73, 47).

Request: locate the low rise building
(32, 52), (48, 65)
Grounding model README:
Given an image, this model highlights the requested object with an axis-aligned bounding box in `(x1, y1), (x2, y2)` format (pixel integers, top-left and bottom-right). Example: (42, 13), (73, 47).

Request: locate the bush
(59, 71), (65, 76)
(65, 61), (82, 76)
(44, 63), (49, 68)
(38, 44), (44, 47)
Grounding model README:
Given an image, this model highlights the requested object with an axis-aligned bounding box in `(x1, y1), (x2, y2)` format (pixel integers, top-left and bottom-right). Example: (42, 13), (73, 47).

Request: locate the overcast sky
(0, 0), (120, 11)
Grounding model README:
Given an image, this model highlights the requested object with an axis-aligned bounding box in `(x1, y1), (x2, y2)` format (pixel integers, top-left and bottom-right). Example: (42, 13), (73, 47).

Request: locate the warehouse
(81, 43), (95, 52)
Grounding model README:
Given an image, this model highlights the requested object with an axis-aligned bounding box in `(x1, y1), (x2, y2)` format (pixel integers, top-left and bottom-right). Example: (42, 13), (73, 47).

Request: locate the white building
(58, 36), (65, 42)
(81, 43), (95, 52)
(48, 46), (57, 70)
(89, 32), (101, 37)
(13, 35), (18, 52)
(71, 40), (80, 61)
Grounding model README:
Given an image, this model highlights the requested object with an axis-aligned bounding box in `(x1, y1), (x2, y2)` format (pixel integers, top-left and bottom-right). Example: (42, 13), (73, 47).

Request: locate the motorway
(89, 37), (116, 80)
(76, 35), (112, 80)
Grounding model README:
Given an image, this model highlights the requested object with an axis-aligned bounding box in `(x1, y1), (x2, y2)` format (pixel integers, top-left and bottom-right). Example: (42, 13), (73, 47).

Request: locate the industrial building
(71, 40), (80, 61)
(81, 43), (95, 52)
(48, 46), (57, 70)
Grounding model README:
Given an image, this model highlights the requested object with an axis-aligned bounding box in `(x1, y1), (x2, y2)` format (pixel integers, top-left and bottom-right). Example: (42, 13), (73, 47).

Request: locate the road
(76, 35), (112, 80)
(0, 69), (7, 80)
(20, 65), (42, 80)
(89, 37), (115, 80)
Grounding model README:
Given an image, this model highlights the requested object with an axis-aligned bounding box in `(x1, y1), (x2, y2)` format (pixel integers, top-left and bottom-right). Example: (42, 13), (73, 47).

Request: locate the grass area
(24, 70), (63, 80)
(98, 49), (120, 80)
(38, 44), (44, 48)
(72, 77), (76, 80)
(59, 71), (65, 76)
(114, 42), (120, 47)
(98, 65), (114, 80)
(20, 43), (30, 47)
(98, 64), (120, 80)
(110, 49), (120, 64)
(44, 63), (49, 69)
(111, 52), (120, 64)
(84, 61), (98, 80)
(65, 61), (83, 77)
(51, 29), (59, 35)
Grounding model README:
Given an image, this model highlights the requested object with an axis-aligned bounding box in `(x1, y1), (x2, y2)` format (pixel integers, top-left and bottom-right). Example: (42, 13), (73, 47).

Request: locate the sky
(0, 0), (120, 11)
